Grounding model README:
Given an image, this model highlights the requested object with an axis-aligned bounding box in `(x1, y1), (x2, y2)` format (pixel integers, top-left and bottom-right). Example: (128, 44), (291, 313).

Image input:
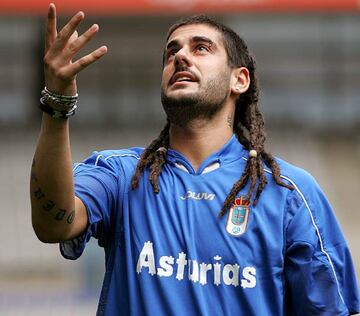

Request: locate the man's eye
(166, 49), (177, 60)
(196, 45), (209, 52)
(169, 50), (176, 56)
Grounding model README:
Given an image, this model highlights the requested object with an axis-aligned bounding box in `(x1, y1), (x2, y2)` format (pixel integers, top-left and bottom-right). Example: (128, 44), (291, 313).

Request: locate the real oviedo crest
(226, 196), (250, 237)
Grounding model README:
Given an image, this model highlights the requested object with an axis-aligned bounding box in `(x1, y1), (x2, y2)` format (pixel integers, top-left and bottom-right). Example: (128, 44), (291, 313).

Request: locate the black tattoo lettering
(42, 200), (56, 212)
(31, 159), (38, 182)
(66, 211), (75, 224)
(33, 184), (74, 225)
(55, 209), (66, 221)
(34, 188), (45, 200)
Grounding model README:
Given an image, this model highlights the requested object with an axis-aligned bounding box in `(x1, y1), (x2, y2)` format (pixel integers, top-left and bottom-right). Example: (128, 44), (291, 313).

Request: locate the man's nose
(174, 47), (192, 68)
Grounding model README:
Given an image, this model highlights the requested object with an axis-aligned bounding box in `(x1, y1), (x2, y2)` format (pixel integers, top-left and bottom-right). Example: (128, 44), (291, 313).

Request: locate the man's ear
(230, 67), (250, 95)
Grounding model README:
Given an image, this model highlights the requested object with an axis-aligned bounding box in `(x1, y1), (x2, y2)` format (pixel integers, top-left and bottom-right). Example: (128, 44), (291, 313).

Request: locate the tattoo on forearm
(42, 200), (55, 212)
(67, 211), (75, 224)
(55, 209), (66, 221)
(32, 186), (75, 225)
(31, 159), (38, 182)
(34, 188), (45, 200)
(227, 115), (233, 128)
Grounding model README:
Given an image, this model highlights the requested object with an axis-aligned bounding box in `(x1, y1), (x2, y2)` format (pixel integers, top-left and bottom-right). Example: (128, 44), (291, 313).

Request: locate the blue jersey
(60, 135), (359, 316)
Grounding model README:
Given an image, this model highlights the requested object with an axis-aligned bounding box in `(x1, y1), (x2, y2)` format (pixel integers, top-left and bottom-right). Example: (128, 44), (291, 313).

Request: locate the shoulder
(74, 147), (144, 175)
(272, 156), (320, 194)
(92, 147), (144, 165)
(271, 156), (329, 214)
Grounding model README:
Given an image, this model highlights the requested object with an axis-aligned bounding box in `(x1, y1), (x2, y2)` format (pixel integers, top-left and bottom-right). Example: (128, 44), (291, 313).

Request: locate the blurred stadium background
(0, 0), (359, 315)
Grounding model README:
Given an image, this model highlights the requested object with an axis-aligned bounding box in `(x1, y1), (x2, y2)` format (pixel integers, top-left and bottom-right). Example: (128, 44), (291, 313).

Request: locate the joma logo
(180, 190), (216, 201)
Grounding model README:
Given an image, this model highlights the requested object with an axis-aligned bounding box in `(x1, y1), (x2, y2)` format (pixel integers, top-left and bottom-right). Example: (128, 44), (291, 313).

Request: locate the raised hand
(44, 3), (107, 96)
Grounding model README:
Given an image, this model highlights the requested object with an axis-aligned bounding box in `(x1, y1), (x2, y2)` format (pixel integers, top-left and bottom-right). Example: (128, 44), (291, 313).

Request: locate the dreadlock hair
(131, 15), (294, 217)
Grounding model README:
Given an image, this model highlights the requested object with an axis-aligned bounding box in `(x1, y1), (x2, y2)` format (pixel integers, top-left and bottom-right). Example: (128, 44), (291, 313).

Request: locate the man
(31, 3), (359, 315)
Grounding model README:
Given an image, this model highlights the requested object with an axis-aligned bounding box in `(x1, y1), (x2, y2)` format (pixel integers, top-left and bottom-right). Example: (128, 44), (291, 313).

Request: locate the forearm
(31, 113), (75, 242)
(31, 4), (106, 243)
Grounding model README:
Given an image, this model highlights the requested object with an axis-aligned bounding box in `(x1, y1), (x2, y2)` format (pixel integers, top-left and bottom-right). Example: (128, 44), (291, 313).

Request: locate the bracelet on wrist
(39, 86), (78, 119)
(39, 98), (77, 119)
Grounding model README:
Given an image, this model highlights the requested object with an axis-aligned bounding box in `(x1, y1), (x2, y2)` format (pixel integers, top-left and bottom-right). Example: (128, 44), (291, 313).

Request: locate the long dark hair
(132, 15), (293, 217)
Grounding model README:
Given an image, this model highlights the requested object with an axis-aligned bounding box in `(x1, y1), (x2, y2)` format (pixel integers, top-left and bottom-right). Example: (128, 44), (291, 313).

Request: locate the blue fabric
(60, 135), (359, 316)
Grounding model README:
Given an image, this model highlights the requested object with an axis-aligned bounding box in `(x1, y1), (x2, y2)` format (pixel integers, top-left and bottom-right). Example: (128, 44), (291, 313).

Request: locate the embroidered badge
(226, 196), (250, 237)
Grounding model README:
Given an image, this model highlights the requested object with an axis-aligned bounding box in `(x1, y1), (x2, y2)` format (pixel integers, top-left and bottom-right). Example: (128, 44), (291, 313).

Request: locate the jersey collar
(166, 135), (246, 175)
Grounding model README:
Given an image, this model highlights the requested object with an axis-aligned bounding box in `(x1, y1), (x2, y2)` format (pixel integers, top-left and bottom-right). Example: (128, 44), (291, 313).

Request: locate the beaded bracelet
(39, 98), (77, 119)
(42, 86), (78, 106)
(39, 87), (78, 119)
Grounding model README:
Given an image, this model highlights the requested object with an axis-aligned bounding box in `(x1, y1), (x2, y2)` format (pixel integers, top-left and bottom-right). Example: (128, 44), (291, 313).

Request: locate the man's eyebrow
(191, 36), (216, 47)
(166, 39), (179, 51)
(165, 36), (217, 50)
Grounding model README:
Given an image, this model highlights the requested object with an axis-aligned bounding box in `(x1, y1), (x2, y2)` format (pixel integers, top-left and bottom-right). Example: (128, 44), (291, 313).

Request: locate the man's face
(161, 23), (232, 127)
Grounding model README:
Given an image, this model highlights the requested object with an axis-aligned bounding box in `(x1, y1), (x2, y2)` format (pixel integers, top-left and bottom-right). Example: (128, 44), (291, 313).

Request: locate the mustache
(169, 66), (198, 85)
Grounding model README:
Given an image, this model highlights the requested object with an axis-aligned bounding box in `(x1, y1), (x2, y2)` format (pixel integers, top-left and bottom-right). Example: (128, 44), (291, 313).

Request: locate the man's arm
(284, 181), (360, 315)
(30, 4), (107, 243)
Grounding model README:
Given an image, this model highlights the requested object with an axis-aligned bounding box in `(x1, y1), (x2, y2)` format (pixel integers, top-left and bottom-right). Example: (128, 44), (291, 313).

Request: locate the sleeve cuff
(59, 224), (92, 260)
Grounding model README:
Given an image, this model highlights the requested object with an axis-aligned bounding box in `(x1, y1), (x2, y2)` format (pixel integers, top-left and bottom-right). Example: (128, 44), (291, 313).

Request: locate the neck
(169, 109), (235, 172)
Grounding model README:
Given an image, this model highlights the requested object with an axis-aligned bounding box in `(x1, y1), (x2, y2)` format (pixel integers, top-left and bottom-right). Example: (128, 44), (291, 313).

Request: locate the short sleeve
(60, 151), (119, 260)
(284, 182), (360, 315)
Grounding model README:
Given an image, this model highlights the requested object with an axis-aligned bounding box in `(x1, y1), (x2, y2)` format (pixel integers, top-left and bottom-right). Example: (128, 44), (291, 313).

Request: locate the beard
(161, 71), (231, 128)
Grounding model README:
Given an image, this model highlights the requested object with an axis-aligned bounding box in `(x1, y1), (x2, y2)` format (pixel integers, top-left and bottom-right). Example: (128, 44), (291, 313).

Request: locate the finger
(50, 11), (85, 53)
(45, 3), (57, 52)
(68, 30), (79, 45)
(64, 24), (99, 60)
(66, 30), (79, 60)
(69, 46), (108, 76)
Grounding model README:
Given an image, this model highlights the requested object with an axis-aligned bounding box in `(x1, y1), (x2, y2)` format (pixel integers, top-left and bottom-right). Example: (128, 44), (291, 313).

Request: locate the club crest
(226, 196), (250, 237)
